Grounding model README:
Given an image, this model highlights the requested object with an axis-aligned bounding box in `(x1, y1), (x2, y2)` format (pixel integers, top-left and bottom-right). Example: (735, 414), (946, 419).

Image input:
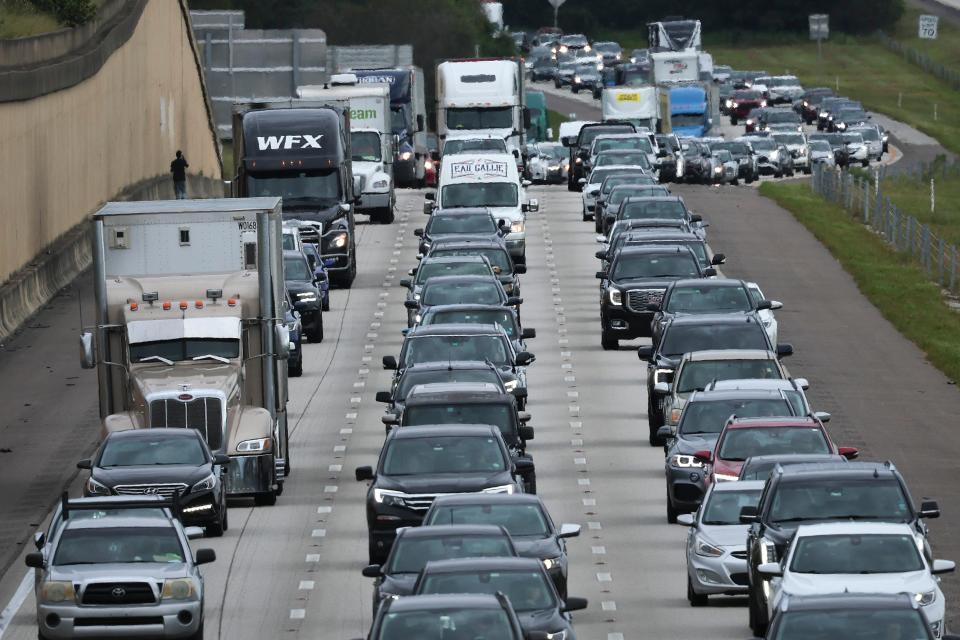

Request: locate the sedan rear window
(425, 503), (549, 537)
(769, 479), (911, 524)
(661, 323), (769, 357)
(386, 535), (514, 574)
(719, 427), (829, 460)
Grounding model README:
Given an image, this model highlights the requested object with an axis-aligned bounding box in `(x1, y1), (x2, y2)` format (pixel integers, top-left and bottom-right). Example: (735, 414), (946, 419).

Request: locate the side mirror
(690, 214), (703, 223)
(693, 449), (712, 463)
(352, 175), (363, 197)
(703, 267), (717, 277)
(562, 597), (588, 612)
(424, 192), (436, 201)
(528, 198), (539, 212)
(770, 300), (783, 310)
(512, 386), (528, 399)
(519, 425), (535, 440)
(24, 552), (44, 569)
(595, 235), (607, 243)
(399, 279), (412, 289)
(184, 526), (205, 540)
(515, 352), (535, 367)
(274, 324), (291, 361)
(838, 446), (859, 460)
(362, 564), (382, 578)
(711, 253), (726, 265)
(756, 300), (772, 311)
(676, 513), (695, 526)
(79, 331), (96, 369)
(76, 459), (92, 470)
(657, 425), (674, 441)
(213, 453), (232, 466)
(932, 559), (956, 575)
(423, 202), (433, 215)
(375, 391), (392, 404)
(637, 345), (653, 361)
(919, 500), (941, 519)
(514, 458), (535, 474)
(653, 381), (669, 394)
(522, 180), (533, 188)
(546, 127), (554, 139)
(355, 466), (375, 481)
(382, 355), (398, 370)
(814, 411), (831, 423)
(757, 562), (782, 578)
(403, 300), (420, 310)
(595, 250), (607, 260)
(414, 228), (424, 237)
(595, 271), (607, 279)
(776, 343), (794, 358)
(558, 523), (581, 539)
(380, 413), (399, 426)
(521, 328), (536, 339)
(506, 297), (523, 307)
(194, 548), (217, 565)
(513, 264), (527, 275)
(517, 411), (531, 423)
(739, 505), (759, 524)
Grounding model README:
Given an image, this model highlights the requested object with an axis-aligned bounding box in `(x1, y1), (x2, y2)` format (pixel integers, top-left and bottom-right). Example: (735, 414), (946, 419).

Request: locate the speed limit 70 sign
(919, 14), (939, 40)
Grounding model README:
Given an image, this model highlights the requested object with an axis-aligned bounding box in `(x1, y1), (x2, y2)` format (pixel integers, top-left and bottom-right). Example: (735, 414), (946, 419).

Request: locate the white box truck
(79, 198), (292, 505)
(651, 51), (700, 85)
(602, 87), (660, 131)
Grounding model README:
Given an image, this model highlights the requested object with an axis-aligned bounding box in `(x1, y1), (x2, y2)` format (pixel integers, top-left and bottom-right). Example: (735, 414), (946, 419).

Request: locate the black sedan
(283, 249), (324, 341)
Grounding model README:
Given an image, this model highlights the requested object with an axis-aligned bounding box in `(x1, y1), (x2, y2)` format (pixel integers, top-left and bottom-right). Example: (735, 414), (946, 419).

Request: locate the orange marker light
(227, 298), (237, 307)
(195, 300), (204, 309)
(130, 302), (138, 311)
(162, 301), (172, 311)
(179, 301), (188, 310)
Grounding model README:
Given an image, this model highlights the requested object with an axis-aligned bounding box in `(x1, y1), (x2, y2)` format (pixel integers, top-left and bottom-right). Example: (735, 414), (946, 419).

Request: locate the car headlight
(39, 581), (76, 604)
(162, 579), (197, 601)
(510, 221), (524, 234)
(584, 44), (591, 52)
(669, 454), (703, 468)
(802, 101), (809, 107)
(695, 538), (724, 558)
(714, 166), (723, 174)
(482, 484), (516, 494)
(192, 473), (216, 492)
(575, 157), (582, 164)
(296, 292), (317, 302)
(653, 368), (673, 384)
(725, 100), (734, 108)
(332, 232), (348, 249)
(799, 147), (808, 156)
(573, 76), (581, 84)
(916, 590), (937, 606)
(819, 111), (828, 117)
(542, 556), (561, 571)
(760, 100), (767, 107)
(86, 476), (111, 496)
(236, 437), (271, 453)
(373, 488), (406, 507)
(615, 53), (621, 60)
(745, 119), (753, 126)
(424, 160), (434, 170)
(607, 287), (622, 305)
(544, 631), (568, 640)
(837, 122), (846, 130)
(399, 151), (413, 161)
(630, 57), (636, 63)
(559, 45), (568, 53)
(372, 179), (389, 189)
(714, 472), (739, 482)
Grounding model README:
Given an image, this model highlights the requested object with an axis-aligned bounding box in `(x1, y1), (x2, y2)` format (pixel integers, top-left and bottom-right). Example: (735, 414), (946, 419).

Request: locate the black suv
(383, 382), (537, 492)
(598, 245), (715, 350)
(638, 314), (790, 445)
(365, 593), (534, 640)
(414, 207), (506, 255)
(425, 237), (526, 296)
(564, 122), (637, 191)
(375, 360), (512, 414)
(283, 249), (324, 340)
(355, 424), (523, 564)
(742, 461), (941, 636)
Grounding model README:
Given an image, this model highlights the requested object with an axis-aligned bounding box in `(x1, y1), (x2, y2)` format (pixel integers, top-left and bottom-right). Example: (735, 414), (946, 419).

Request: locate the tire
(289, 357), (302, 377)
(861, 160), (869, 167)
(595, 215), (603, 235)
(369, 537), (387, 566)
(187, 622), (204, 640)
(254, 490), (277, 506)
(731, 178), (739, 186)
(593, 89), (601, 100)
(332, 252), (357, 289)
(312, 315), (324, 343)
(514, 253), (526, 266)
(667, 491), (678, 524)
(375, 206), (395, 224)
(687, 576), (708, 607)
(321, 297), (330, 312)
(730, 116), (738, 125)
(804, 167), (812, 175)
(750, 590), (768, 637)
(774, 171), (782, 179)
(206, 510), (225, 537)
(523, 471), (537, 495)
(601, 331), (618, 351)
(572, 86), (580, 94)
(582, 208), (591, 222)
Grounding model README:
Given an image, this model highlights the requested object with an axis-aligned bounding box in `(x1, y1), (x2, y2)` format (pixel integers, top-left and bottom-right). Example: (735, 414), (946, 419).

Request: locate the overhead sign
(809, 14), (829, 41)
(450, 159), (509, 179)
(919, 14), (939, 40)
(547, 0), (566, 8)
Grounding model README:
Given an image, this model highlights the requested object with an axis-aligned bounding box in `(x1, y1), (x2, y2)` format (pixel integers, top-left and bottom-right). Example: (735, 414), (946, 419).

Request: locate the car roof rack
(59, 491), (181, 520)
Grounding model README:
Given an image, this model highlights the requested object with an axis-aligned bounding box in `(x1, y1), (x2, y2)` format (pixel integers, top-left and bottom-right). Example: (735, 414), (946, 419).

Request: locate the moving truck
(651, 51), (700, 85)
(231, 101), (360, 288)
(659, 84), (712, 137)
(602, 87), (659, 131)
(79, 198), (292, 505)
(298, 78), (396, 224)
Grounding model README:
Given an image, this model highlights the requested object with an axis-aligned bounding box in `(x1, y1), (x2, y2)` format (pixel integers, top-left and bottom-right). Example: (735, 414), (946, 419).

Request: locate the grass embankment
(760, 181), (960, 382)
(0, 1), (58, 38)
(547, 109), (568, 141)
(890, 8), (960, 69)
(874, 165), (960, 247)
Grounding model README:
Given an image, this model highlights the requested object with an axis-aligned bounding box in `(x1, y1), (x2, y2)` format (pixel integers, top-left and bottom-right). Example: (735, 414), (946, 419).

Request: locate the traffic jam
(9, 12), (955, 640)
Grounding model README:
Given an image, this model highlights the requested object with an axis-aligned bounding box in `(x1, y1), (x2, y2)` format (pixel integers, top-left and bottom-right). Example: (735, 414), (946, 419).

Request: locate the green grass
(547, 109), (568, 141)
(890, 8), (960, 69)
(0, 1), (59, 38)
(760, 180), (960, 383)
(876, 165), (960, 247)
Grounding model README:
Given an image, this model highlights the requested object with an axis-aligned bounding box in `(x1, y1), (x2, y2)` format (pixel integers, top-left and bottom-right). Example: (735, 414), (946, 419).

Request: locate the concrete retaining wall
(0, 0), (223, 342)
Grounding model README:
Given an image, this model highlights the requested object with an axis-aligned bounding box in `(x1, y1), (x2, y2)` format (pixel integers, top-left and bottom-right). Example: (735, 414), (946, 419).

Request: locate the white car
(841, 132), (870, 166)
(759, 522), (955, 638)
(808, 139), (836, 168)
(746, 282), (780, 345)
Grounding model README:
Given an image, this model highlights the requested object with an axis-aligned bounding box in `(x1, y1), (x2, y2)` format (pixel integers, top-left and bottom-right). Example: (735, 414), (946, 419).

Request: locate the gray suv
(26, 495), (215, 639)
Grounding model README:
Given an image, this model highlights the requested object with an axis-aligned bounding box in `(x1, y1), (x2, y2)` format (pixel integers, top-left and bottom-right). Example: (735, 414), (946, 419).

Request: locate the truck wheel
(572, 86), (579, 94)
(206, 511), (226, 537)
(254, 490), (277, 506)
(332, 255), (357, 289)
(593, 89), (601, 100)
(600, 330), (618, 351)
(667, 491), (678, 524)
(289, 357), (303, 377)
(312, 316), (324, 343)
(376, 206), (395, 224)
(523, 472), (537, 495)
(582, 207), (591, 222)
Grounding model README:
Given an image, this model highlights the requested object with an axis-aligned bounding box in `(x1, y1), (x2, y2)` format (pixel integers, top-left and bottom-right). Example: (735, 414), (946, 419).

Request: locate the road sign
(547, 0), (566, 8)
(809, 14), (829, 41)
(919, 14), (939, 40)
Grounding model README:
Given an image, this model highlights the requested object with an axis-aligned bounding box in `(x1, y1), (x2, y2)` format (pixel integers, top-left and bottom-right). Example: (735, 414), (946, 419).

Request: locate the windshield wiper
(139, 355), (174, 365)
(191, 354), (230, 364)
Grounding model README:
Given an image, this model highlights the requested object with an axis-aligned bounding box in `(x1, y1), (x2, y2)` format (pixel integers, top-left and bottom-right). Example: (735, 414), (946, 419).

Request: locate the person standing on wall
(171, 150), (189, 199)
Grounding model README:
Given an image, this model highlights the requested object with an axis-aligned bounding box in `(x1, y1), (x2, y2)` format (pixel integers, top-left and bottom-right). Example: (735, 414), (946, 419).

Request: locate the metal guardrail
(876, 31), (960, 91)
(811, 163), (960, 294)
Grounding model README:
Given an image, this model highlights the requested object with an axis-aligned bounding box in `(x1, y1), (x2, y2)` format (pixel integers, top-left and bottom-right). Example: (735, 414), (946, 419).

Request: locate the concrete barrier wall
(0, 0), (222, 340)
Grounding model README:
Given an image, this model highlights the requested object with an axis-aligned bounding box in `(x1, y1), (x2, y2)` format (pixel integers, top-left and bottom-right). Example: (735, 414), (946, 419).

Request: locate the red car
(694, 416), (858, 483)
(728, 90), (766, 126)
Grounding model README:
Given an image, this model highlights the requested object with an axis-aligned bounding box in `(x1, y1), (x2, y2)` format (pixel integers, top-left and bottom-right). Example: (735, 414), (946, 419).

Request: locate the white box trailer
(651, 51), (700, 85)
(602, 87), (660, 131)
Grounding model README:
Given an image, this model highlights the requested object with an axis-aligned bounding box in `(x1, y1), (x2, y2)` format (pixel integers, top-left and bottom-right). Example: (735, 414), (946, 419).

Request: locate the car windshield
(352, 131), (382, 162)
(100, 436), (206, 467)
(397, 369), (502, 399)
(771, 610), (929, 640)
(594, 42), (620, 53)
(620, 200), (686, 220)
(446, 107), (513, 130)
(381, 435), (505, 475)
(774, 134), (805, 146)
(702, 489), (762, 525)
(284, 257), (312, 281)
(428, 215), (497, 236)
(588, 168), (627, 186)
(765, 111), (799, 123)
(387, 535), (514, 574)
(843, 133), (865, 144)
(537, 145), (564, 161)
(419, 570), (555, 612)
(608, 185), (657, 203)
(612, 253), (700, 279)
(422, 281), (503, 306)
(661, 323), (770, 358)
(431, 248), (511, 272)
(733, 91), (762, 101)
(853, 127), (879, 141)
(442, 183), (518, 208)
(679, 399), (793, 435)
(672, 115), (706, 128)
(378, 609), (514, 640)
(595, 138), (652, 154)
(246, 169), (340, 206)
(790, 534), (924, 574)
(666, 285), (752, 313)
(580, 126), (635, 147)
(445, 139), (508, 155)
(769, 479), (912, 525)
(416, 261), (492, 285)
(129, 338), (240, 363)
(596, 152), (650, 169)
(426, 309), (518, 337)
(404, 404), (512, 437)
(427, 503), (550, 537)
(54, 527), (184, 565)
(676, 360), (782, 393)
(404, 335), (509, 366)
(719, 427), (829, 461)
(714, 150), (733, 162)
(809, 141), (832, 152)
(561, 34), (588, 46)
(282, 233), (297, 250)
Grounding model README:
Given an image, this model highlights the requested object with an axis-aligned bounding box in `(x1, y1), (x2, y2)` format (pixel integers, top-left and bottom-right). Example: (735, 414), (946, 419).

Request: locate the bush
(28, 0), (96, 27)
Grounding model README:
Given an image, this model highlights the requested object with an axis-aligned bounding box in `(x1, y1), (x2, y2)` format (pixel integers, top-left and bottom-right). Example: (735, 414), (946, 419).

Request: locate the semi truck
(79, 198), (292, 506)
(297, 78), (396, 224)
(436, 58), (530, 172)
(648, 19), (702, 52)
(601, 87), (659, 131)
(524, 90), (549, 143)
(353, 67), (428, 188)
(658, 83), (714, 137)
(231, 101), (360, 288)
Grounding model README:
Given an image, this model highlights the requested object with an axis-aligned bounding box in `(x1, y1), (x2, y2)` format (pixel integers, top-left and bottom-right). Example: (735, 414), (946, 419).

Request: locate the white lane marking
(358, 368), (370, 376)
(571, 439), (583, 447)
(568, 405), (580, 417)
(323, 485), (338, 493)
(578, 478), (591, 486)
(588, 522), (602, 530)
(574, 457), (587, 465)
(597, 573), (612, 582)
(340, 428), (353, 435)
(361, 356), (372, 363)
(601, 601), (617, 611)
(317, 506), (332, 514)
(353, 382), (365, 389)
(569, 421), (582, 429)
(328, 464), (342, 472)
(299, 580), (315, 590)
(0, 570), (32, 638)
(559, 339), (569, 346)
(312, 529), (327, 538)
(560, 351), (571, 358)
(334, 445), (346, 453)
(350, 396), (362, 405)
(366, 333), (379, 339)
(561, 363), (573, 370)
(567, 392), (579, 400)
(583, 498), (596, 506)
(290, 609), (306, 619)
(305, 554), (321, 563)
(592, 546), (606, 555)
(344, 413), (357, 421)
(608, 633), (625, 640)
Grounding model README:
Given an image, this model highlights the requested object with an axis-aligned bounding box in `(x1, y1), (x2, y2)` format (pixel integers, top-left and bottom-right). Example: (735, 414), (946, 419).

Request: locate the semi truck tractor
(79, 198), (292, 506)
(658, 83), (714, 137)
(648, 19), (702, 52)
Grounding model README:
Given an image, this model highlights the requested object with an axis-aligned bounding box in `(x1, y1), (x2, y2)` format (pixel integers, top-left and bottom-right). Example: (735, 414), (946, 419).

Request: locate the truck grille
(400, 494), (440, 511)
(149, 397), (223, 450)
(625, 289), (665, 313)
(82, 582), (156, 605)
(114, 483), (188, 498)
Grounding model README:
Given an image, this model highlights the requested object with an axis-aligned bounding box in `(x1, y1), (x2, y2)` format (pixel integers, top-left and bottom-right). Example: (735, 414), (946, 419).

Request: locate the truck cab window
(446, 107), (513, 130)
(247, 169), (341, 207)
(351, 131), (382, 162)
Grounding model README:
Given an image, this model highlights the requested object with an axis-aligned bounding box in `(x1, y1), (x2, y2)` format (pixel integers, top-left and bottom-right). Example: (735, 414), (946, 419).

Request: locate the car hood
(782, 570), (933, 598)
(379, 572), (419, 597)
(698, 523), (750, 547)
(609, 277), (677, 289)
(353, 160), (384, 179)
(673, 433), (720, 455)
(282, 204), (345, 229)
(510, 535), (561, 560)
(93, 465), (212, 488)
(377, 472), (515, 494)
(50, 562), (190, 582)
(517, 608), (569, 633)
(286, 281), (318, 297)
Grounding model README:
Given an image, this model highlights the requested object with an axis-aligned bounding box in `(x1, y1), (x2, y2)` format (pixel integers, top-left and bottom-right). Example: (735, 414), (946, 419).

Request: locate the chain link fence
(876, 31), (960, 91)
(811, 163), (960, 293)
